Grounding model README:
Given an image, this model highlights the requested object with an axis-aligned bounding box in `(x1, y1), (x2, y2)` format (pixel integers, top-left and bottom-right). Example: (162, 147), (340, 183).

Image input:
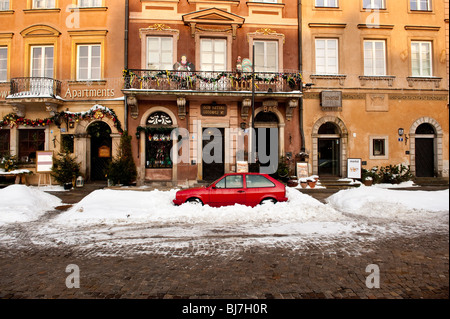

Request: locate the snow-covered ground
(0, 184), (448, 256)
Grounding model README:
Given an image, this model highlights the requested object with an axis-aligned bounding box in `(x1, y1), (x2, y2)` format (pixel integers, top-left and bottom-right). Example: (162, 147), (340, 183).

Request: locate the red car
(173, 173), (288, 207)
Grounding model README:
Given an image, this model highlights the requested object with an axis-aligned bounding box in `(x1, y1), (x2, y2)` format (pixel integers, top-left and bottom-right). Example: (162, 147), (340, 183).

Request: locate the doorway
(318, 138), (340, 176)
(87, 121), (112, 181)
(414, 123), (436, 177)
(202, 127), (225, 182)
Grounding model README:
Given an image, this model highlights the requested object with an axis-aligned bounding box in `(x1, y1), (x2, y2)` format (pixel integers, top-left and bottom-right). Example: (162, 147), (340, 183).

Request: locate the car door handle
(237, 190), (245, 193)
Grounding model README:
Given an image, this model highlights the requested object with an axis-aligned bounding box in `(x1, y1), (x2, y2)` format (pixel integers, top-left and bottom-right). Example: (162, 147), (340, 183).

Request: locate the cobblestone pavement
(0, 184), (448, 300)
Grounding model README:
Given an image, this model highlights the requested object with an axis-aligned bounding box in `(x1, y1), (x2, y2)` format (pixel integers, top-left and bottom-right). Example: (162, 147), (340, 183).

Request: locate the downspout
(124, 0), (129, 132)
(298, 0), (305, 153)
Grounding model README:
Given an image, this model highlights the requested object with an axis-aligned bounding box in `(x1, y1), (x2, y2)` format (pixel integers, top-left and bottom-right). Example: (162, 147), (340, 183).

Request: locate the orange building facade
(0, 0), (126, 183)
(301, 0), (449, 178)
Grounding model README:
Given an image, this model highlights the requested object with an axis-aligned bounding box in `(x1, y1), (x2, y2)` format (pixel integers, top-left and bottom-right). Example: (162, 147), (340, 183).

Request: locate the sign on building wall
(201, 104), (227, 116)
(347, 158), (362, 179)
(320, 91), (342, 108)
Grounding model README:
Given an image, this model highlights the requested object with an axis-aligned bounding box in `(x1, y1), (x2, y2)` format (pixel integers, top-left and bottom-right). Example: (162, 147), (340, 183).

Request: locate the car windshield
(208, 177), (223, 187)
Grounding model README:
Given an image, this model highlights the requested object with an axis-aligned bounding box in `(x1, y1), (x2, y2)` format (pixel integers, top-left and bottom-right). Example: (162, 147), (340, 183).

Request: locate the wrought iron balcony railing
(123, 69), (302, 93)
(9, 77), (62, 98)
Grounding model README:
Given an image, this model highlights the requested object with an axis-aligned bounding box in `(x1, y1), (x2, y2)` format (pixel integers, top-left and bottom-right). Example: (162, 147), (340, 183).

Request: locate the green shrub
(106, 131), (137, 186)
(51, 152), (81, 185)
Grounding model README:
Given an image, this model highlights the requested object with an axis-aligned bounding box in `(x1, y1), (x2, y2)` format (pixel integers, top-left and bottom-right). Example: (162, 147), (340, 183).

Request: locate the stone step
(413, 177), (449, 187)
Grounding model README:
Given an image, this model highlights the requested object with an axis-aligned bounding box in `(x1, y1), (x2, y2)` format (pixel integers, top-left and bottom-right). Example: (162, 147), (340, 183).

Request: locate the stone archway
(312, 116), (348, 177)
(409, 117), (444, 177)
(74, 116), (122, 181)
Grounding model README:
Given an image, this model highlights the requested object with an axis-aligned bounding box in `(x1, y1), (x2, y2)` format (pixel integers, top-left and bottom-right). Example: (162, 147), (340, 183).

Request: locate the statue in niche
(173, 55), (195, 71)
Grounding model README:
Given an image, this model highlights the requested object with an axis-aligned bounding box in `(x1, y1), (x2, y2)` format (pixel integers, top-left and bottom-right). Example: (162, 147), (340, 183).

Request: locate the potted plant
(299, 178), (308, 189)
(287, 176), (298, 187)
(363, 176), (373, 186)
(51, 152), (81, 190)
(307, 178), (317, 189)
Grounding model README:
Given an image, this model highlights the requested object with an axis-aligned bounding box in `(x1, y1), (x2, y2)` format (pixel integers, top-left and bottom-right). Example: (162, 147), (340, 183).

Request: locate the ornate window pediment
(20, 25), (61, 38)
(182, 8), (245, 38)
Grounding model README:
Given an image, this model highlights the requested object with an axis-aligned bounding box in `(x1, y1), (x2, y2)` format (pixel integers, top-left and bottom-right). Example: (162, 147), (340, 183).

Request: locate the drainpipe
(124, 0), (129, 132)
(298, 0), (305, 153)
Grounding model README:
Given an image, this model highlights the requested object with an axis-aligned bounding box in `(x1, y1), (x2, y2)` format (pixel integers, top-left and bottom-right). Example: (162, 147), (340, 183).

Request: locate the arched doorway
(312, 117), (348, 177)
(87, 121), (112, 181)
(410, 117), (444, 178)
(414, 123), (436, 177)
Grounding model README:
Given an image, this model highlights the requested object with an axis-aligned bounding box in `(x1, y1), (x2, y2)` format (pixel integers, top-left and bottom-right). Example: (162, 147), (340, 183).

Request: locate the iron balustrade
(123, 69), (302, 92)
(10, 77), (62, 98)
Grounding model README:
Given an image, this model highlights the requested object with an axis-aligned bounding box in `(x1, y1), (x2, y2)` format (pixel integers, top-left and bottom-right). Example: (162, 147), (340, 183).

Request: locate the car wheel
(186, 198), (203, 205)
(260, 198), (277, 205)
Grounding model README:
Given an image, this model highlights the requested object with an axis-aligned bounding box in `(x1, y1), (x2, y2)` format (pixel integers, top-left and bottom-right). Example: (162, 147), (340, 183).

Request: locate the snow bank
(0, 185), (62, 224)
(326, 186), (449, 225)
(54, 187), (345, 226)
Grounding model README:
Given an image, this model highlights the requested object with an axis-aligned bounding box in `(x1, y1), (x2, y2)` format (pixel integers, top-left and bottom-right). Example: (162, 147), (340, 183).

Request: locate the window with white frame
(32, 0), (56, 9)
(200, 38), (227, 71)
(315, 0), (338, 8)
(79, 0), (102, 8)
(410, 0), (432, 11)
(0, 47), (7, 82)
(30, 45), (54, 78)
(147, 37), (173, 70)
(370, 136), (388, 159)
(0, 0), (10, 11)
(315, 39), (338, 75)
(77, 44), (101, 80)
(364, 40), (386, 76)
(254, 40), (278, 72)
(411, 41), (432, 77)
(363, 0), (385, 9)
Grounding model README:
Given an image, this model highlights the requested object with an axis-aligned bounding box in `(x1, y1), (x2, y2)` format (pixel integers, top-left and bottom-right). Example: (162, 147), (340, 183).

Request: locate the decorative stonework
(359, 76), (395, 87)
(177, 97), (186, 120)
(241, 98), (251, 120)
(406, 77), (442, 88)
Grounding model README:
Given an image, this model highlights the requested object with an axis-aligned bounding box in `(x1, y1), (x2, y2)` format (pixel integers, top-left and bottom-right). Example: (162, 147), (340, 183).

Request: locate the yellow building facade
(0, 0), (126, 184)
(301, 0), (449, 178)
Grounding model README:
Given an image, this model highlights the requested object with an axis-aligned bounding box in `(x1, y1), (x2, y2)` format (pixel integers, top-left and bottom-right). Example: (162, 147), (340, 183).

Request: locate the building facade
(301, 0), (449, 178)
(124, 0), (302, 186)
(0, 0), (126, 183)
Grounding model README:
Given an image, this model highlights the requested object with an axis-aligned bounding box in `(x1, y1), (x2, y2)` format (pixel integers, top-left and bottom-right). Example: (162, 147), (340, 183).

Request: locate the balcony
(9, 77), (62, 98)
(123, 69), (302, 95)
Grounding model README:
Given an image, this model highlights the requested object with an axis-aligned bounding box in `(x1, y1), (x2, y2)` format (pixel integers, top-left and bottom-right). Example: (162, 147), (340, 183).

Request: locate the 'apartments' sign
(64, 88), (115, 99)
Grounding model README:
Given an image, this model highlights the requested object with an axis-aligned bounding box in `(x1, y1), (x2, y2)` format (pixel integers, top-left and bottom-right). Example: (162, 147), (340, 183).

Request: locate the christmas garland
(0, 113), (53, 128)
(1, 106), (123, 133)
(123, 69), (302, 89)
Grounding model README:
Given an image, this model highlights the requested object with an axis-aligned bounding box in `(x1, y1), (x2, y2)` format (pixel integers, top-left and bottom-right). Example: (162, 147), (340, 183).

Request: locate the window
(146, 37), (173, 70)
(363, 0), (385, 9)
(19, 129), (45, 162)
(315, 39), (338, 75)
(246, 174), (275, 188)
(370, 136), (388, 159)
(79, 0), (102, 7)
(0, 0), (10, 10)
(32, 0), (56, 9)
(215, 175), (244, 189)
(200, 38), (227, 71)
(30, 45), (54, 78)
(0, 47), (7, 82)
(145, 112), (173, 169)
(77, 44), (101, 80)
(411, 41), (432, 77)
(364, 40), (386, 76)
(0, 129), (10, 156)
(410, 0), (431, 11)
(254, 40), (278, 72)
(315, 0), (338, 8)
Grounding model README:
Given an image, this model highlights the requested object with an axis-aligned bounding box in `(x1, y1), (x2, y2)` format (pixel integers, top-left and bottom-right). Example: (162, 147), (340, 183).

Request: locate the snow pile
(326, 186), (449, 227)
(0, 185), (62, 224)
(54, 187), (345, 226)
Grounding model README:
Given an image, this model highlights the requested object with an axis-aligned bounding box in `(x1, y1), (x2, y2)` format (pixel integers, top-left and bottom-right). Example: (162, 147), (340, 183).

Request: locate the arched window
(415, 123), (435, 135)
(318, 122), (339, 135)
(147, 111), (173, 126)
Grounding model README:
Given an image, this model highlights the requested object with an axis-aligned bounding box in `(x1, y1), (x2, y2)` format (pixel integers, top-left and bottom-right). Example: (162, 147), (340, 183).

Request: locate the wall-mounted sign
(201, 104), (227, 117)
(36, 151), (53, 173)
(98, 145), (111, 158)
(64, 88), (116, 99)
(321, 91), (342, 108)
(347, 158), (362, 179)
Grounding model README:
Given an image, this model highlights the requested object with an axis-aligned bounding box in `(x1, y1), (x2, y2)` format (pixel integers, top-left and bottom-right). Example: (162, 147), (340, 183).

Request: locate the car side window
(246, 175), (275, 188)
(215, 175), (243, 189)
